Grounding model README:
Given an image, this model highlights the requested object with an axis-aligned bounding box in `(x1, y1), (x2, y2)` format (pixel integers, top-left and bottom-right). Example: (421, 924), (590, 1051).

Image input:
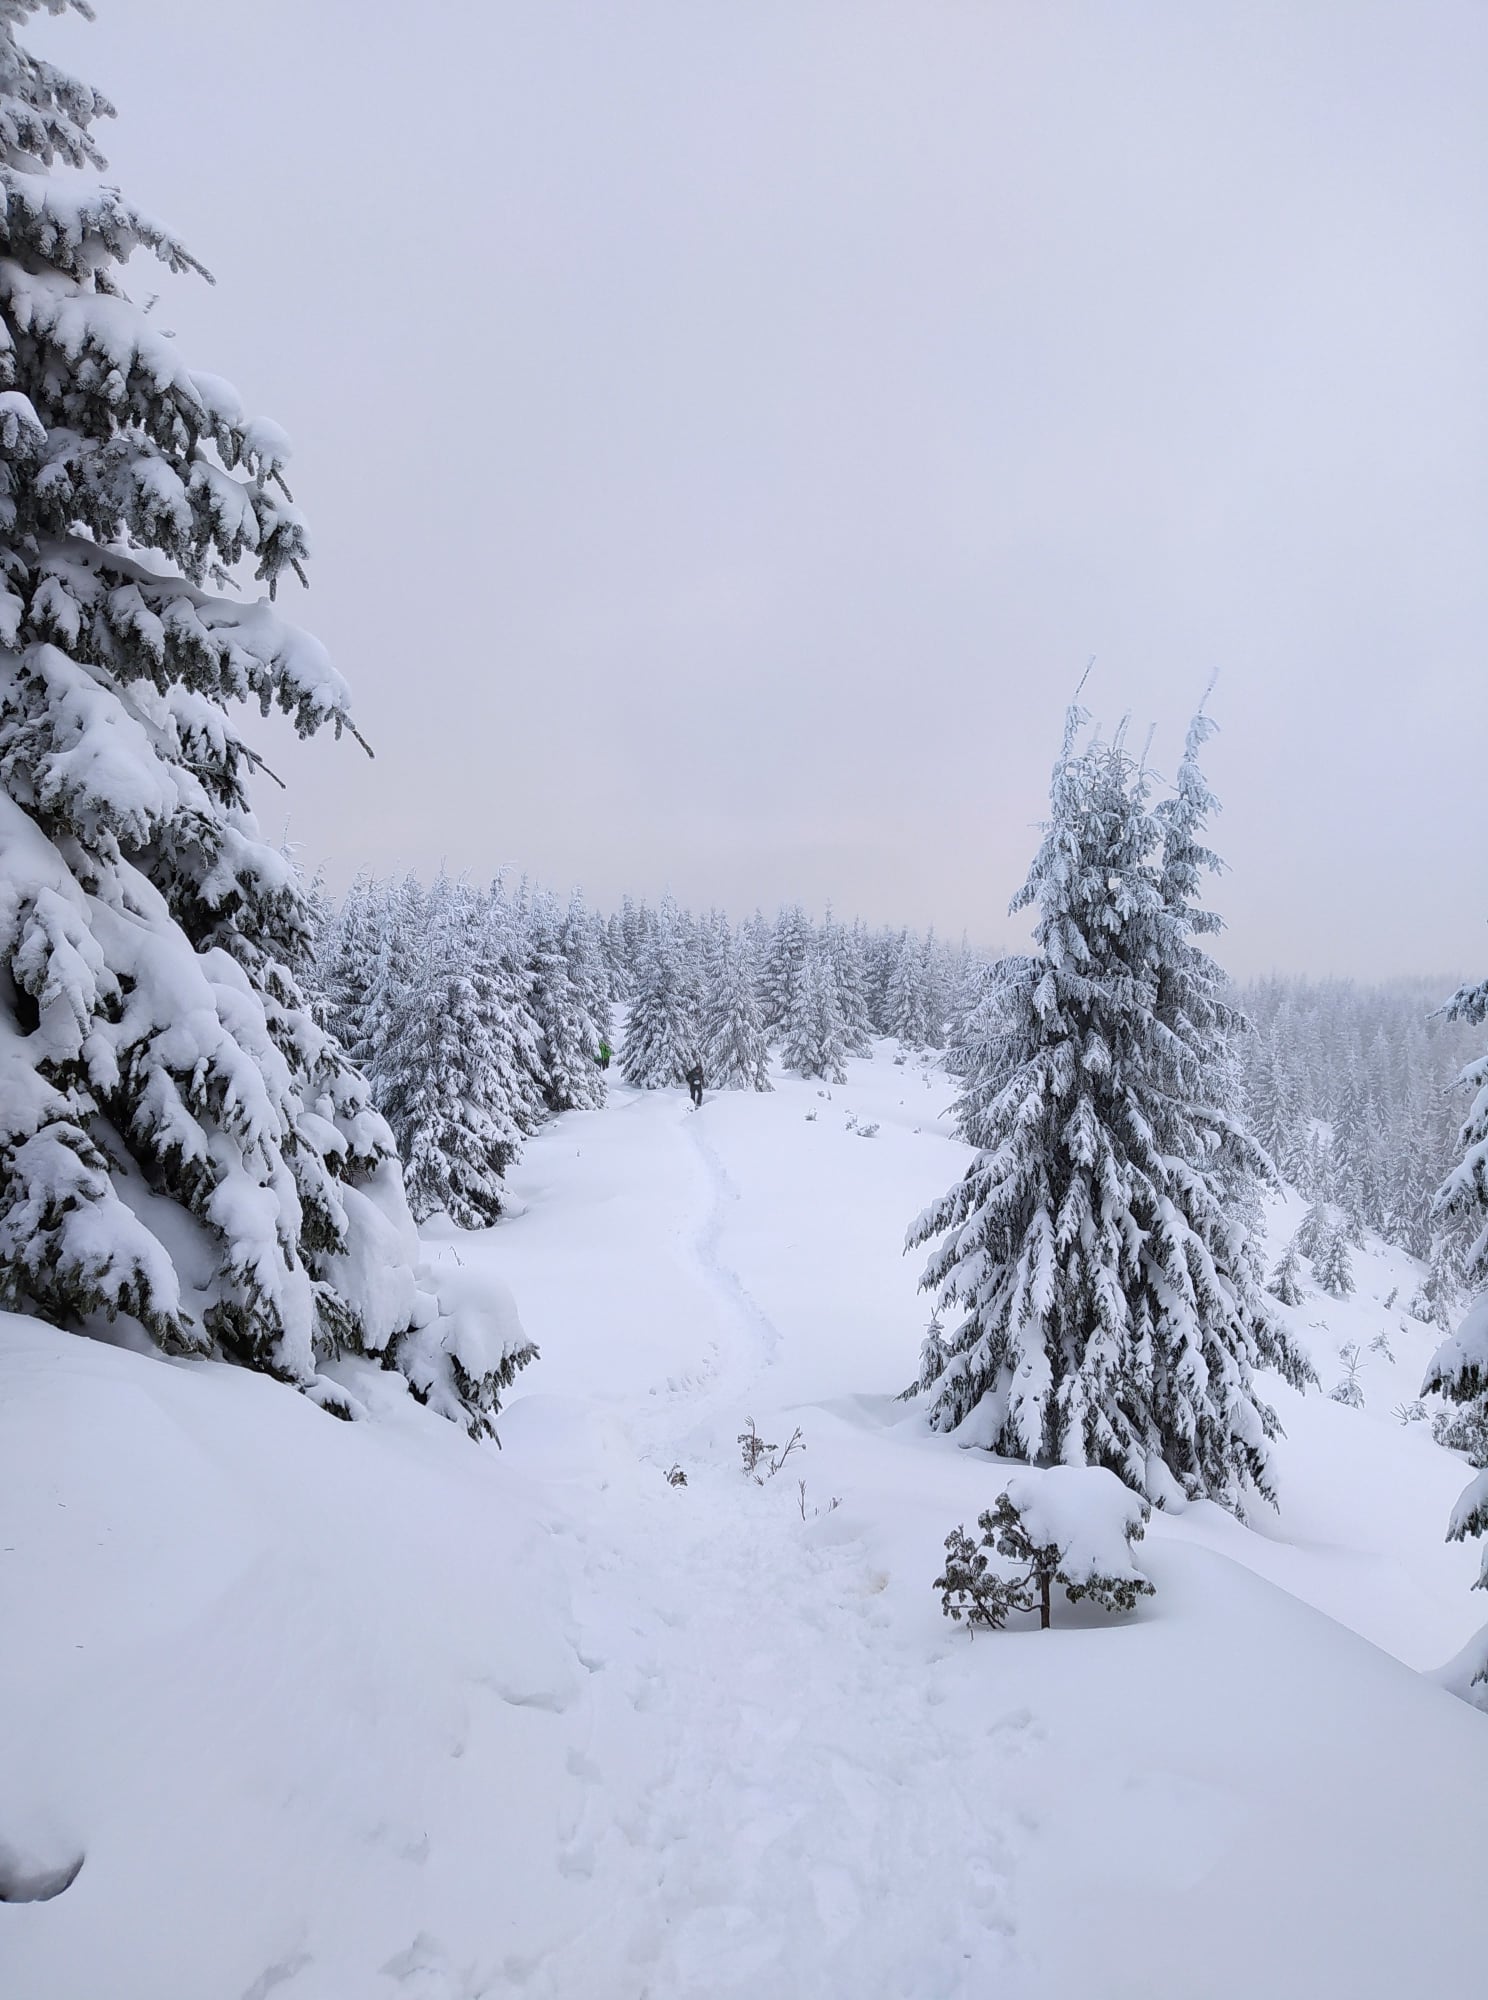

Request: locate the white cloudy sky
(35, 0), (1487, 974)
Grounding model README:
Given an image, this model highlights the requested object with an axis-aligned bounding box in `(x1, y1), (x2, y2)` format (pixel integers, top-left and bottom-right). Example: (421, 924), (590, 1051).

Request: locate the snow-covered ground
(4, 1043), (1485, 1999)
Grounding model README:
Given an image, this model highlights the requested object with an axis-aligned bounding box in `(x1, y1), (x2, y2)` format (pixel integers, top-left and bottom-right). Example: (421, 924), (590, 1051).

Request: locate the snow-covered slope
(3, 1044), (1484, 1999)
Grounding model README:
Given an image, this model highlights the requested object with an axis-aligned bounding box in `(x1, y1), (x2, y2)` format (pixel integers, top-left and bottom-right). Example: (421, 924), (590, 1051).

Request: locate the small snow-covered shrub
(737, 1418), (803, 1482)
(936, 1467), (1154, 1633)
(1330, 1343), (1366, 1409)
(1329, 1333), (1397, 1412)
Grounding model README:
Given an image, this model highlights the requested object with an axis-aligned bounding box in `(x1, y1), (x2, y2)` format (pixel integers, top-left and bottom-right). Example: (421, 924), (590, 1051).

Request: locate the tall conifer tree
(702, 923), (772, 1091)
(909, 706), (1309, 1512)
(0, 5), (530, 1429)
(622, 899), (698, 1088)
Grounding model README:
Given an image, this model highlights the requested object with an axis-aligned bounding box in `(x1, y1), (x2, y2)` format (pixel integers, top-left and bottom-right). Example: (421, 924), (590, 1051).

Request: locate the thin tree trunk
(1039, 1571), (1051, 1630)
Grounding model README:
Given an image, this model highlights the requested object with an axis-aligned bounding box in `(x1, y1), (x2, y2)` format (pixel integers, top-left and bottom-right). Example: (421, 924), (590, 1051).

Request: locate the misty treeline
(306, 878), (982, 1227)
(1236, 977), (1478, 1321)
(307, 869), (1476, 1319)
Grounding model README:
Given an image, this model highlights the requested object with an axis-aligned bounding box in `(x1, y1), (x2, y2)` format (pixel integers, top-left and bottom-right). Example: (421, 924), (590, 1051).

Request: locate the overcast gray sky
(35, 1), (1487, 975)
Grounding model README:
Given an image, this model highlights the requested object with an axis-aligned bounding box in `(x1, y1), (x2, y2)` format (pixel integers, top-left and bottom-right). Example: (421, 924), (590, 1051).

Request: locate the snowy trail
(529, 1470), (1027, 2000)
(465, 1060), (1488, 2000)
(488, 1082), (1030, 1997)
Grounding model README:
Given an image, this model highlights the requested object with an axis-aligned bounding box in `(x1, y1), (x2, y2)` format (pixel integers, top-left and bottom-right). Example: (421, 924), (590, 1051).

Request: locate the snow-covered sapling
(737, 1417), (803, 1482)
(1330, 1343), (1366, 1409)
(936, 1468), (1155, 1633)
(1267, 1237), (1307, 1308)
(738, 1419), (773, 1478)
(903, 1311), (950, 1400)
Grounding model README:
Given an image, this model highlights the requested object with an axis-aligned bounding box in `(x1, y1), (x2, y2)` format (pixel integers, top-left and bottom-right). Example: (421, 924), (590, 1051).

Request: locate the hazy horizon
(33, 1), (1487, 981)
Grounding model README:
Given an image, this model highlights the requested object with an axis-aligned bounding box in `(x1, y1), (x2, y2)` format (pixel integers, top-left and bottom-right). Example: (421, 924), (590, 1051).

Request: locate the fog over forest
(30, 0), (1487, 979)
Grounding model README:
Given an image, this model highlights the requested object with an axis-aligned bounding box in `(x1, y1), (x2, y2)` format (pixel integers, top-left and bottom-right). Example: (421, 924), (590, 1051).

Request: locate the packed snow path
(481, 1088), (1023, 1995)
(5, 1050), (1488, 2000)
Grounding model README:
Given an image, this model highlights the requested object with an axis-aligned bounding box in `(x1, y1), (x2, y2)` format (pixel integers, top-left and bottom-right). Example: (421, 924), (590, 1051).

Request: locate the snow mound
(0, 1313), (577, 2000)
(1003, 1463), (1151, 1586)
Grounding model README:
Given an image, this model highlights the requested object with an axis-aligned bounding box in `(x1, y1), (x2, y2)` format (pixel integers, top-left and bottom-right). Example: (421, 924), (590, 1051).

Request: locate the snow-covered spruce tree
(1416, 1227), (1466, 1329)
(621, 899), (698, 1088)
(920, 920), (940, 1048)
(1313, 1222), (1355, 1300)
(825, 911), (874, 1057)
(885, 929), (931, 1049)
(908, 706), (1309, 1513)
(782, 943), (848, 1084)
(298, 864), (335, 1024)
(1267, 1236), (1306, 1308)
(527, 889), (606, 1113)
(1386, 1119), (1434, 1260)
(1422, 972), (1488, 1696)
(0, 6), (532, 1432)
(759, 903), (810, 1039)
(1333, 1060), (1383, 1237)
(907, 1309), (950, 1398)
(1295, 1195), (1332, 1260)
(702, 923), (772, 1091)
(565, 888), (613, 1052)
(1250, 1037), (1307, 1180)
(369, 878), (527, 1227)
(315, 869), (378, 1062)
(360, 872), (426, 1080)
(1148, 709), (1306, 1402)
(484, 880), (550, 1135)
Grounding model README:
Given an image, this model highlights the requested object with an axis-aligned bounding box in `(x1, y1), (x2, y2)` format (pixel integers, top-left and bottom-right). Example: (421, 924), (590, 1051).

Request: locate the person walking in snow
(684, 1058), (704, 1109)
